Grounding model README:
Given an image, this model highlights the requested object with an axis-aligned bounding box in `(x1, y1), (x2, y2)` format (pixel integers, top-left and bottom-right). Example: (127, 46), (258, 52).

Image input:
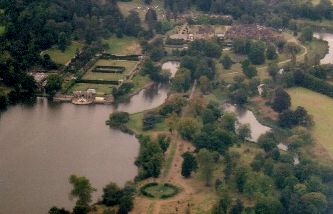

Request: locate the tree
(177, 117), (200, 140)
(235, 167), (248, 192)
(231, 199), (244, 214)
(258, 132), (277, 152)
(107, 112), (130, 127)
(172, 68), (191, 92)
(49, 207), (70, 214)
(248, 41), (266, 65)
(278, 107), (313, 128)
(284, 42), (301, 55)
(69, 175), (96, 208)
(214, 191), (231, 214)
(230, 89), (248, 105)
(197, 149), (216, 186)
(300, 192), (327, 214)
(58, 32), (68, 52)
(145, 9), (157, 30)
(267, 62), (279, 79)
(136, 136), (163, 179)
(221, 112), (237, 132)
(255, 196), (283, 214)
(242, 64), (257, 79)
(124, 11), (142, 37)
(271, 88), (291, 113)
(181, 152), (198, 178)
(141, 60), (165, 82)
(157, 134), (170, 152)
(119, 195), (134, 214)
(0, 91), (8, 110)
(221, 55), (232, 69)
(45, 74), (62, 97)
(102, 182), (122, 206)
(199, 75), (210, 94)
(238, 124), (251, 141)
(266, 43), (278, 60)
(300, 27), (313, 42)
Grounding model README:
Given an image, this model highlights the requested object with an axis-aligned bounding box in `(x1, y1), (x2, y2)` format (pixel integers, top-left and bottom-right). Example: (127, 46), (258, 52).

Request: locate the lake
(0, 86), (168, 214)
(314, 32), (333, 64)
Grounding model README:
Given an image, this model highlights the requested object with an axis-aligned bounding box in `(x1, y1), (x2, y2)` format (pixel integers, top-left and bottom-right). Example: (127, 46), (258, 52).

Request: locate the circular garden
(140, 183), (180, 199)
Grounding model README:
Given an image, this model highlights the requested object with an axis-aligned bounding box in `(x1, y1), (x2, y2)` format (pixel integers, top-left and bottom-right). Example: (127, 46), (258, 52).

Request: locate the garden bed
(140, 183), (179, 199)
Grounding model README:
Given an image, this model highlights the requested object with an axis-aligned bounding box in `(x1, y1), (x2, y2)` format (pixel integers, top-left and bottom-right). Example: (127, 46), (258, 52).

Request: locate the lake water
(162, 61), (180, 78)
(314, 32), (333, 64)
(223, 104), (271, 142)
(0, 86), (168, 214)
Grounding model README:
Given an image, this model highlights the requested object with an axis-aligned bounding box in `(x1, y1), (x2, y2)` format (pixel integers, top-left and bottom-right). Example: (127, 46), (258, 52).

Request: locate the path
(130, 134), (196, 214)
(189, 80), (197, 100)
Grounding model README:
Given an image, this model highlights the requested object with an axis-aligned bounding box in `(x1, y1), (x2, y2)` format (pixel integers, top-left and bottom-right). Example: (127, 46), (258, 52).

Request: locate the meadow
(288, 87), (333, 158)
(103, 36), (141, 55)
(43, 42), (83, 65)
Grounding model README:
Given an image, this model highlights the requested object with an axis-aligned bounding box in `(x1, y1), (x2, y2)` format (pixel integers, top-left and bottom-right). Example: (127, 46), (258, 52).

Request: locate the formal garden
(140, 183), (180, 199)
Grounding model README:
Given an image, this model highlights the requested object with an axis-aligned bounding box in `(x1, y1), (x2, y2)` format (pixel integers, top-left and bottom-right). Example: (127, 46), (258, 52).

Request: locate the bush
(107, 112), (130, 127)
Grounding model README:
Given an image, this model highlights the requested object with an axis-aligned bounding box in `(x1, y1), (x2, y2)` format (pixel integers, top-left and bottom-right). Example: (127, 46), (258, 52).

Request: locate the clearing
(0, 26), (5, 35)
(118, 0), (165, 21)
(103, 36), (141, 55)
(43, 42), (84, 65)
(288, 87), (333, 160)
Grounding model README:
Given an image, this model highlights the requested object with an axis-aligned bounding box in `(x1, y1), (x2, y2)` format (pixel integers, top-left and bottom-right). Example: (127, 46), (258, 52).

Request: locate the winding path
(130, 134), (195, 214)
(221, 36), (308, 79)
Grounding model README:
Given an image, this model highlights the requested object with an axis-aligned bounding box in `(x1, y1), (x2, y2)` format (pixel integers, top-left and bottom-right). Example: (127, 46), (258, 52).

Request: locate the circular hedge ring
(140, 183), (179, 199)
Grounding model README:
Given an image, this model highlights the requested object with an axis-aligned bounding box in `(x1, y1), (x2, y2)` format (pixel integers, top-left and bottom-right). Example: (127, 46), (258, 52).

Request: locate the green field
(43, 42), (84, 65)
(0, 26), (5, 35)
(82, 60), (138, 81)
(127, 111), (168, 134)
(288, 87), (333, 158)
(103, 36), (141, 55)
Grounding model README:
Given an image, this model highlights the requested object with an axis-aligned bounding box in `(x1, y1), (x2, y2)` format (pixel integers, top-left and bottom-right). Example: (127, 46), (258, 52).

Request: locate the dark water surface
(0, 86), (168, 214)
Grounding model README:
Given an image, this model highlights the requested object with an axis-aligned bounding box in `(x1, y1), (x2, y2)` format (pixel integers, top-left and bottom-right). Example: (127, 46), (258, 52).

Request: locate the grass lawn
(288, 87), (333, 159)
(127, 111), (168, 134)
(118, 0), (165, 21)
(82, 60), (138, 81)
(0, 26), (5, 35)
(68, 83), (114, 96)
(43, 42), (84, 65)
(129, 74), (151, 94)
(103, 36), (141, 55)
(229, 143), (263, 166)
(0, 86), (11, 95)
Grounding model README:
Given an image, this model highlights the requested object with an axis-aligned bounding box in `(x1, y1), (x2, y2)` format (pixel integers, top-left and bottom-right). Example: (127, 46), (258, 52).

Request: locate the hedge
(76, 79), (120, 85)
(294, 70), (333, 98)
(93, 66), (125, 73)
(100, 54), (140, 61)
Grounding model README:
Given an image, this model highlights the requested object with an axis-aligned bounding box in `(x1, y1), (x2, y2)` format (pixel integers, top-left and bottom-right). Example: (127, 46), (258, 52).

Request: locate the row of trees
(49, 175), (135, 214)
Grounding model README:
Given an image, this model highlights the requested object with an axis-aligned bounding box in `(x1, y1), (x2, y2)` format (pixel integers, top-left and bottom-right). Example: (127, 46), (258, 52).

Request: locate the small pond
(162, 61), (180, 78)
(314, 32), (333, 64)
(223, 104), (271, 142)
